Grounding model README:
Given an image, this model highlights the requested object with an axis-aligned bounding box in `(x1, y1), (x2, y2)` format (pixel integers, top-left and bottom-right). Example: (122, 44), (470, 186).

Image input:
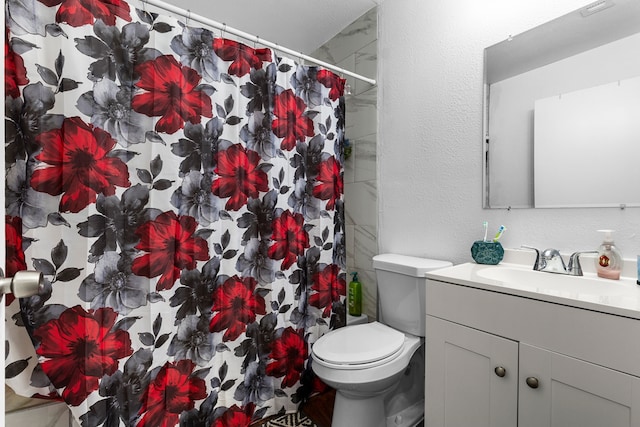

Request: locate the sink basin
(475, 266), (638, 302)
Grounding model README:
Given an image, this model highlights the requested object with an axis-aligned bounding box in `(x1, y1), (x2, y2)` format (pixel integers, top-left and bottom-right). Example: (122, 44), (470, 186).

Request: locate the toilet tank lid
(372, 254), (452, 277)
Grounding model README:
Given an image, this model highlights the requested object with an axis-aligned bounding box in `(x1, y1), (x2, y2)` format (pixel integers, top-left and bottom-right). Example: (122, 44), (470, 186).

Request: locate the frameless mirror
(483, 0), (640, 209)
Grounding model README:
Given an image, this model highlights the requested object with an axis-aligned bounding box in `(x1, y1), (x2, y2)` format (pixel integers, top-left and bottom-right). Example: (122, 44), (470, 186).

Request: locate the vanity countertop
(426, 259), (640, 321)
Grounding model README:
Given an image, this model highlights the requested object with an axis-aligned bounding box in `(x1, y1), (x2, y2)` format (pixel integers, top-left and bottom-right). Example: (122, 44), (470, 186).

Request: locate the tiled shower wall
(311, 7), (378, 319)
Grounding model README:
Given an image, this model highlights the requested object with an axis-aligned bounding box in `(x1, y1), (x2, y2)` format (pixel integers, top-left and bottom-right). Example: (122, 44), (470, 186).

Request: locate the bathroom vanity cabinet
(424, 267), (640, 427)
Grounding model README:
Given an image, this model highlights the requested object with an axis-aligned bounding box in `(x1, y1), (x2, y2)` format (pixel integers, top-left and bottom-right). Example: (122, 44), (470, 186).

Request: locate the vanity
(424, 253), (640, 427)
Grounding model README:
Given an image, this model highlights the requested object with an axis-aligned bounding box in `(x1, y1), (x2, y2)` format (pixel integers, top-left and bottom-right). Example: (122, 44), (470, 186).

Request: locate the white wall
(378, 0), (640, 266)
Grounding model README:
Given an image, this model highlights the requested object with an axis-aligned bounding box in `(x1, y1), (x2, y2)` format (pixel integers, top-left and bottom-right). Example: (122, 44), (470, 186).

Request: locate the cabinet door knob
(525, 376), (539, 389)
(494, 366), (506, 377)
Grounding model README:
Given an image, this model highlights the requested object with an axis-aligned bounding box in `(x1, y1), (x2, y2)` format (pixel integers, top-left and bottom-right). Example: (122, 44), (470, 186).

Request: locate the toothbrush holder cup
(471, 241), (504, 265)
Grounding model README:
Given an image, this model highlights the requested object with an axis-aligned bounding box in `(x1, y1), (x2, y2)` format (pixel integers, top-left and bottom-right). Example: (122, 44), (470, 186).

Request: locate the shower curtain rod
(140, 0), (377, 85)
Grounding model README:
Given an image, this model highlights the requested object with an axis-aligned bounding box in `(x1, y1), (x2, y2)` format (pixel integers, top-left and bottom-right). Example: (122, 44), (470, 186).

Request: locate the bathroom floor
(300, 389), (335, 427)
(252, 389), (426, 427)
(251, 389), (335, 427)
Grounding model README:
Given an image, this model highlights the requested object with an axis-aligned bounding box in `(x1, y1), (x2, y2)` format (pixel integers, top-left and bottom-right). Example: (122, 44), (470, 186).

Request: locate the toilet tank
(372, 254), (452, 336)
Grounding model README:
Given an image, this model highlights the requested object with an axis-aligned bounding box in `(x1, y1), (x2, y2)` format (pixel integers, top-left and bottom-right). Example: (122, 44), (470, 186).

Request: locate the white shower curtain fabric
(4, 1), (347, 426)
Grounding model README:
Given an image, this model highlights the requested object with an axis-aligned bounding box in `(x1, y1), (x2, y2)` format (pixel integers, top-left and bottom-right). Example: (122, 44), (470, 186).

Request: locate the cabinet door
(519, 343), (640, 427)
(425, 316), (518, 427)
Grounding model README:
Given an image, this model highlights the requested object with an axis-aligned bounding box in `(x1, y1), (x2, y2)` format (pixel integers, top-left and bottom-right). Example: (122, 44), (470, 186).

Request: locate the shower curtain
(5, 1), (347, 425)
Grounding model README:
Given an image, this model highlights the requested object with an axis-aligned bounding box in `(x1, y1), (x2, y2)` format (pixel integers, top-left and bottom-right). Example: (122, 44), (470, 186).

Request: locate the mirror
(483, 0), (640, 208)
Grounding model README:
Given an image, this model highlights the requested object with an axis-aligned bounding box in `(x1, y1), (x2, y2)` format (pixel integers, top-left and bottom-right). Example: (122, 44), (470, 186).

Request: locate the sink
(425, 257), (640, 319)
(475, 266), (638, 302)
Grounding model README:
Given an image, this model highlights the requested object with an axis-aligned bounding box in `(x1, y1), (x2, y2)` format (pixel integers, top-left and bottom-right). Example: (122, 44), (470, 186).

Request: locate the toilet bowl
(311, 254), (451, 427)
(311, 322), (422, 427)
(312, 322), (420, 385)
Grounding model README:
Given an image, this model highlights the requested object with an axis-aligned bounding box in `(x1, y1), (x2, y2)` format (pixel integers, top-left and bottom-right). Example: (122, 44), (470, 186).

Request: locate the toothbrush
(483, 221), (488, 242)
(493, 225), (506, 242)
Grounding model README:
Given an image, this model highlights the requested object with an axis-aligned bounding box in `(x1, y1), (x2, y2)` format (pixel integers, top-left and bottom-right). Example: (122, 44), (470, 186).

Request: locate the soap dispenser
(348, 272), (362, 316)
(595, 230), (623, 280)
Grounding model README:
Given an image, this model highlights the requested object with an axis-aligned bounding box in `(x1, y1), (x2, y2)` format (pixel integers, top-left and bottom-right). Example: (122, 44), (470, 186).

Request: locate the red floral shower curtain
(4, 1), (347, 425)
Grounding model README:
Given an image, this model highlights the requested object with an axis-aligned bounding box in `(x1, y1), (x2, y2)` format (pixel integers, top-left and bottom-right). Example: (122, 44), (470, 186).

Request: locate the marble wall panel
(353, 133), (377, 182)
(345, 87), (377, 140)
(355, 40), (377, 95)
(313, 8), (377, 65)
(314, 7), (379, 319)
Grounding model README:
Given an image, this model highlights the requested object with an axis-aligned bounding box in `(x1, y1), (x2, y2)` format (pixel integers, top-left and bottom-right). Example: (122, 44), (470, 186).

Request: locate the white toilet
(311, 254), (452, 427)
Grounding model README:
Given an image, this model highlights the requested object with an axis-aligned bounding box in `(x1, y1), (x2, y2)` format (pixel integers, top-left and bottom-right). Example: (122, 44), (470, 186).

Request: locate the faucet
(521, 246), (597, 276)
(566, 250), (599, 276)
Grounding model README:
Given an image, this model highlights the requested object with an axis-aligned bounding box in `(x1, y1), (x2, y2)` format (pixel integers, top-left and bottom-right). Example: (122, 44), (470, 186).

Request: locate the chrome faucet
(521, 246), (597, 276)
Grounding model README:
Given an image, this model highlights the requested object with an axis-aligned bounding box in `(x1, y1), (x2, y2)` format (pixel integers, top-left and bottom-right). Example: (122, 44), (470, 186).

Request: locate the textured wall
(378, 0), (640, 266)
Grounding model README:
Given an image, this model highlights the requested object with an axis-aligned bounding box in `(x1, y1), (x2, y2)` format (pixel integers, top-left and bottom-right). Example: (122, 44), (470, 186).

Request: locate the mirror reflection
(483, 0), (640, 208)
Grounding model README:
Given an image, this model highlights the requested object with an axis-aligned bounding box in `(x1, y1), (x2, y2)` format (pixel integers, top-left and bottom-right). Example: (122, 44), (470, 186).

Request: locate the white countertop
(425, 253), (640, 320)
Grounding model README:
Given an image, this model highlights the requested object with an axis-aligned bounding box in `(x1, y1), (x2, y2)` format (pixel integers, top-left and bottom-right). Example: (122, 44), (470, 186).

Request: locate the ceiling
(158, 0), (380, 54)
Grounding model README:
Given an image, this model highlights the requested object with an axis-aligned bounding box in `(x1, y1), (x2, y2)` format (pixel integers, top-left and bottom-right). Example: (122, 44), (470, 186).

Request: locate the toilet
(311, 254), (452, 427)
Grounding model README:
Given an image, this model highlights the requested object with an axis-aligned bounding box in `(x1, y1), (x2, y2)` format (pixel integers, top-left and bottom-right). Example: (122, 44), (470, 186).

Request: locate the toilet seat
(312, 322), (406, 370)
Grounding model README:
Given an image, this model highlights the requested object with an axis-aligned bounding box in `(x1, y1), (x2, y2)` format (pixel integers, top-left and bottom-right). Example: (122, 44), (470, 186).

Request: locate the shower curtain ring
(186, 9), (191, 25)
(140, 0), (147, 12)
(222, 23), (227, 39)
(254, 36), (259, 49)
(339, 70), (352, 95)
